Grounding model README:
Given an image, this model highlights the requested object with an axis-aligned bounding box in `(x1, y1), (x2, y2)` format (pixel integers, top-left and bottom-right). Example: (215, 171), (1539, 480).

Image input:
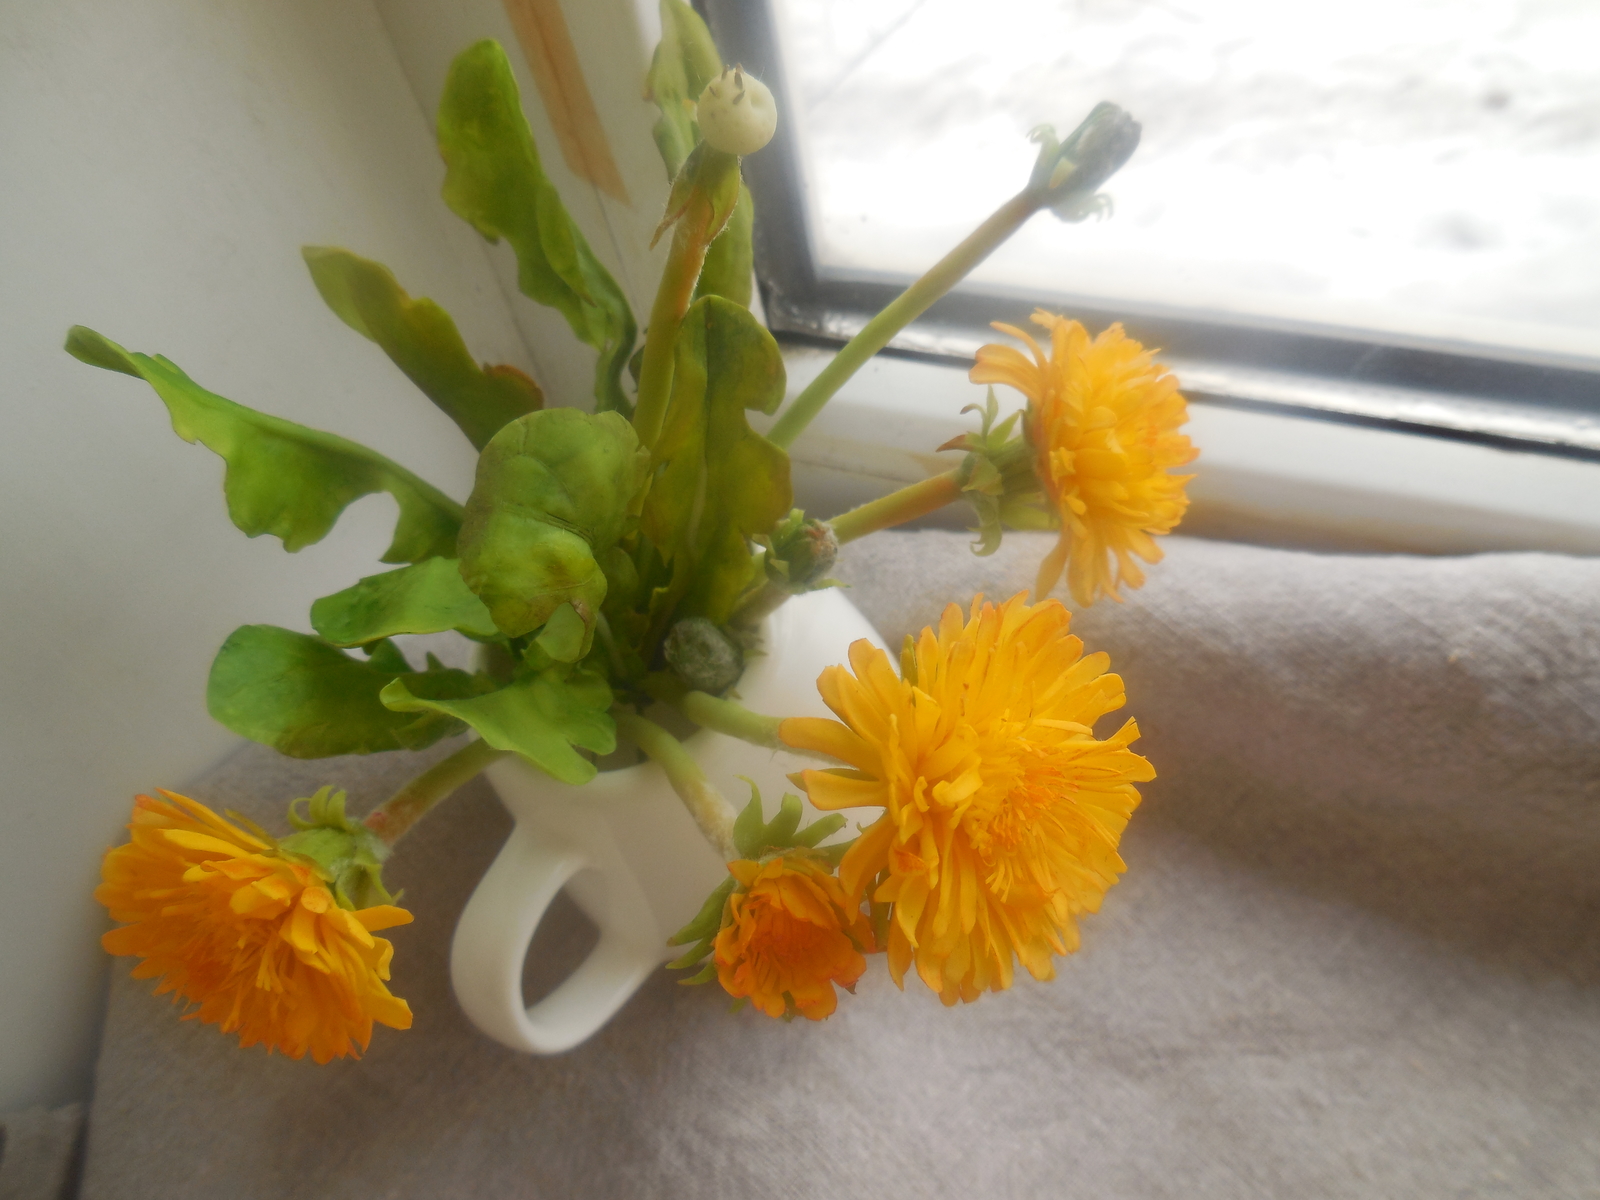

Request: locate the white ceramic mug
(450, 588), (889, 1054)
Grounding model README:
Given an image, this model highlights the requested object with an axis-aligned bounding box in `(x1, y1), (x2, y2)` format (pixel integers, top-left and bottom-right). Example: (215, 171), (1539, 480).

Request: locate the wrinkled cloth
(0, 1104), (83, 1200)
(81, 533), (1600, 1199)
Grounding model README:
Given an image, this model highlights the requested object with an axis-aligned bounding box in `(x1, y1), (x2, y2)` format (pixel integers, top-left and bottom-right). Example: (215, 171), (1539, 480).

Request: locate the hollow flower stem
(632, 215), (712, 450)
(644, 674), (784, 749)
(614, 710), (738, 861)
(363, 738), (509, 847)
(766, 190), (1042, 450)
(828, 468), (965, 545)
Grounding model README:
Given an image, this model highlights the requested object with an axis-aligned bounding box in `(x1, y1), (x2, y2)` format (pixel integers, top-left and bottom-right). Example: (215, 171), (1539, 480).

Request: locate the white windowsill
(768, 346), (1600, 556)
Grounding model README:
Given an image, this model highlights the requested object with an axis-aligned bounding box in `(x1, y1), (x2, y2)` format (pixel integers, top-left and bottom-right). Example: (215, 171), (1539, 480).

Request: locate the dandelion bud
(762, 508), (838, 589)
(696, 66), (777, 156)
(1028, 102), (1141, 221)
(664, 616), (744, 693)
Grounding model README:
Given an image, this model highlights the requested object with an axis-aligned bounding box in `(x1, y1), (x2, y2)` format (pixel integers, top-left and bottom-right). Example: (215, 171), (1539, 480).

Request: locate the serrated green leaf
(646, 0), (723, 178)
(458, 408), (648, 638)
(311, 557), (498, 646)
(65, 326), (461, 562)
(437, 40), (637, 415)
(642, 296), (791, 623)
(380, 666), (614, 785)
(206, 625), (490, 758)
(303, 247), (542, 450)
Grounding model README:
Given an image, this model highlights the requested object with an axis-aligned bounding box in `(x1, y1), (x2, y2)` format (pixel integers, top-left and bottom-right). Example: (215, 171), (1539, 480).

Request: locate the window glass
(771, 0), (1600, 363)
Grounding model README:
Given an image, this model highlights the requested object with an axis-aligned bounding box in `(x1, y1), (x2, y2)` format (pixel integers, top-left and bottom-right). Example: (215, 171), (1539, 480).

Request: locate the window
(705, 0), (1600, 462)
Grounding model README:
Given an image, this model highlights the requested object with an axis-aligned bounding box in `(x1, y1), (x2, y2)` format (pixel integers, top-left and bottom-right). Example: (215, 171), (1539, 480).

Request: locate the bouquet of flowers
(78, 3), (1195, 1063)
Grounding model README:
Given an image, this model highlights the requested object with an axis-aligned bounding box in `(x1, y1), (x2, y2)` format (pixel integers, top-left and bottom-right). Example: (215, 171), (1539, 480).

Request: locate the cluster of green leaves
(665, 782), (851, 983)
(66, 3), (803, 789)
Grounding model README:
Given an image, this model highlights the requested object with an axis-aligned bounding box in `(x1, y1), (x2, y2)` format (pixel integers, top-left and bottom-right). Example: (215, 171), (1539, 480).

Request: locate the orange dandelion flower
(781, 593), (1153, 1006)
(971, 311), (1196, 607)
(96, 790), (413, 1063)
(714, 855), (874, 1020)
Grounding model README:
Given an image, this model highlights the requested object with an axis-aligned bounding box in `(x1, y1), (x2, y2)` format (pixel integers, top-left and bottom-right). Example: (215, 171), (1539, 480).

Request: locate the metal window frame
(701, 0), (1600, 462)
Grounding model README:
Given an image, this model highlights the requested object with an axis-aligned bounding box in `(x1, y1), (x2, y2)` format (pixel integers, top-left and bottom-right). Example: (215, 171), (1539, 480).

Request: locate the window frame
(701, 0), (1600, 465)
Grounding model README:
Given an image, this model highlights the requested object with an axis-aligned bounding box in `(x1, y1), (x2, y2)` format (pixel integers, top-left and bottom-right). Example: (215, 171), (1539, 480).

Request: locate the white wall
(0, 0), (538, 1109)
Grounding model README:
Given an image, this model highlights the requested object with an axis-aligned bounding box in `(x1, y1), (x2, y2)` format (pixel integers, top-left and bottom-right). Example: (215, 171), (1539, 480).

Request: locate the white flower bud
(695, 66), (777, 156)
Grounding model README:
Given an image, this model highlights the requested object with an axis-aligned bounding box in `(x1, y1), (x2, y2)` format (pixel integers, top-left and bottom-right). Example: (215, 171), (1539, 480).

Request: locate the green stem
(766, 190), (1043, 450)
(727, 582), (784, 629)
(363, 738), (508, 847)
(614, 710), (738, 860)
(828, 468), (965, 545)
(633, 211), (715, 451)
(643, 674), (784, 749)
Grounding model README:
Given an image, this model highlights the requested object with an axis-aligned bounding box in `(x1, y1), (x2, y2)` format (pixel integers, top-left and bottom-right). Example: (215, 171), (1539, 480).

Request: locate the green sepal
(380, 666), (614, 785)
(669, 875), (736, 946)
(311, 557), (499, 646)
(65, 327), (462, 562)
(666, 938), (713, 972)
(437, 40), (637, 416)
(645, 0), (723, 178)
(680, 962), (719, 987)
(277, 786), (396, 910)
(206, 625), (492, 758)
(940, 387), (1047, 557)
(457, 408), (649, 638)
(641, 296), (790, 623)
(731, 780), (848, 859)
(303, 247), (542, 451)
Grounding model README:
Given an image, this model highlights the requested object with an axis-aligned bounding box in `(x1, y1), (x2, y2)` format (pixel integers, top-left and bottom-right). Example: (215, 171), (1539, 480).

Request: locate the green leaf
(364, 638), (413, 674)
(641, 296), (791, 622)
(206, 625), (490, 758)
(303, 247), (542, 450)
(437, 40), (638, 416)
(381, 666), (614, 784)
(645, 0), (723, 178)
(65, 326), (461, 562)
(458, 408), (648, 638)
(533, 602), (590, 664)
(695, 183), (754, 308)
(310, 557), (498, 646)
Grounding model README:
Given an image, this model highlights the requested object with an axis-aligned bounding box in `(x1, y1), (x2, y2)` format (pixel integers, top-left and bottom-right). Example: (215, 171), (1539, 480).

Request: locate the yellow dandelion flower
(971, 311), (1196, 607)
(780, 593), (1153, 1006)
(715, 856), (874, 1020)
(97, 790), (413, 1063)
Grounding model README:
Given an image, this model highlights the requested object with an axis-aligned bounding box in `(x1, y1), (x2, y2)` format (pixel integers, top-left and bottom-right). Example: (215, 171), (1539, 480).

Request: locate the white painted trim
(767, 346), (1600, 555)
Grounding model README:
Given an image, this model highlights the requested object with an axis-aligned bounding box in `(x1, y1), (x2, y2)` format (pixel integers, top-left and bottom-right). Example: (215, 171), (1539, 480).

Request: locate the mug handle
(450, 819), (664, 1054)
